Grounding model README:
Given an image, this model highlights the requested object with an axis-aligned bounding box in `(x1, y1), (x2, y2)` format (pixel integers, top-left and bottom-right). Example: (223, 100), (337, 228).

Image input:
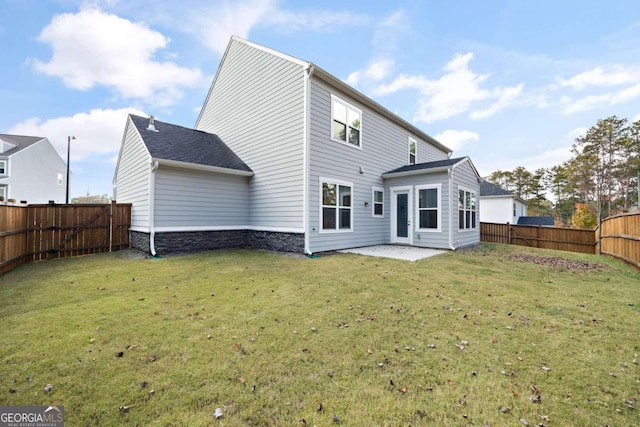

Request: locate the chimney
(147, 115), (159, 132)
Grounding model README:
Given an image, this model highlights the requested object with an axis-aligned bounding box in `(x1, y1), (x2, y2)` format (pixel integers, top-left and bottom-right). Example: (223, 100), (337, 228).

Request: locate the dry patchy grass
(0, 244), (638, 426)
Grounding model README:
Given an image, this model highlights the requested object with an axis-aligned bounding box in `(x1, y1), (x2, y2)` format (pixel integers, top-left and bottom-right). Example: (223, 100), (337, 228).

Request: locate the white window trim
(415, 183), (442, 232)
(458, 185), (478, 232)
(319, 177), (354, 234)
(408, 137), (417, 165)
(372, 186), (384, 218)
(0, 159), (7, 176)
(330, 94), (363, 150)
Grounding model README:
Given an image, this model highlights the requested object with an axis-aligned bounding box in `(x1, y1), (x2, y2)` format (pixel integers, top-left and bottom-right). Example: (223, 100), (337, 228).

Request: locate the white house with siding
(0, 134), (67, 204)
(479, 180), (527, 224)
(113, 37), (481, 255)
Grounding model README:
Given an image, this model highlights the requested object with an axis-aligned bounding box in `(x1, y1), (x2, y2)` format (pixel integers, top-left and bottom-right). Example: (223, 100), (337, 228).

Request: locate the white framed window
(331, 95), (362, 148)
(372, 187), (384, 217)
(0, 160), (6, 176)
(0, 185), (6, 201)
(320, 177), (353, 233)
(57, 173), (63, 185)
(408, 137), (417, 165)
(459, 186), (477, 231)
(415, 184), (441, 232)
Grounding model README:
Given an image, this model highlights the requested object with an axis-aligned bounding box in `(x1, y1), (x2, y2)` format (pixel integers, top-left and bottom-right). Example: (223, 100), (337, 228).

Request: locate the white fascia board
(152, 225), (304, 233)
(382, 166), (451, 179)
(154, 158), (254, 177)
(231, 36), (309, 68)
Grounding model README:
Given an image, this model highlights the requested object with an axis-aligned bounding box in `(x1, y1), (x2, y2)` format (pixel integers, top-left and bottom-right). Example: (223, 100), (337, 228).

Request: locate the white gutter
(303, 63), (315, 255)
(153, 158), (253, 176)
(448, 167), (455, 250)
(149, 160), (159, 256)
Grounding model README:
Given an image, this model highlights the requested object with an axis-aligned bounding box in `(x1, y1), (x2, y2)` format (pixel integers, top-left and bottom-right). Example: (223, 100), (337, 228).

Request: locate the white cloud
(567, 126), (588, 140)
(264, 9), (369, 33)
(558, 65), (640, 90)
(633, 113), (640, 122)
(32, 7), (203, 106)
(375, 52), (522, 123)
(345, 59), (394, 86)
(564, 83), (640, 114)
(470, 84), (524, 119)
(189, 0), (276, 55)
(8, 108), (145, 162)
(434, 130), (479, 151)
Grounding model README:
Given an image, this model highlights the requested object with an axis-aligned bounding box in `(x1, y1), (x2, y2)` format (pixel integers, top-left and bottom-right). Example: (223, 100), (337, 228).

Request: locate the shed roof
(517, 216), (555, 226)
(130, 115), (252, 173)
(382, 156), (480, 180)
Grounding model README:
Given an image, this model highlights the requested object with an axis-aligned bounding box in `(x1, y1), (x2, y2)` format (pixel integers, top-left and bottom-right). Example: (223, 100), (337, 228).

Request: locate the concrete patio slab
(338, 245), (447, 261)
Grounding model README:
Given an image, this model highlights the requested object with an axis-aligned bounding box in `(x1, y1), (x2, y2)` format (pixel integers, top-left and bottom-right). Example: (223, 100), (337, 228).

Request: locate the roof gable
(0, 134), (44, 156)
(129, 115), (251, 173)
(382, 157), (480, 180)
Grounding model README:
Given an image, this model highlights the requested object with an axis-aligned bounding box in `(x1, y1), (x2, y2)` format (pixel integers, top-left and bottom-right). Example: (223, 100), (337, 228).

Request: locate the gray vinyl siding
(307, 79), (449, 253)
(114, 119), (151, 230)
(153, 166), (249, 228)
(3, 139), (66, 204)
(196, 39), (305, 231)
(452, 161), (481, 248)
(385, 172), (452, 249)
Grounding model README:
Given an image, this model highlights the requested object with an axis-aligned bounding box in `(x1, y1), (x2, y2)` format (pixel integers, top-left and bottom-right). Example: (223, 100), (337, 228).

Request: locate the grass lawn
(0, 243), (639, 426)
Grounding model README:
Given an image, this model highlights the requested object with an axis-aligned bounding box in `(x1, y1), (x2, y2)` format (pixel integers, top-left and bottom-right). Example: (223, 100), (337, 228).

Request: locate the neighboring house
(479, 180), (527, 224)
(0, 134), (67, 204)
(114, 37), (481, 255)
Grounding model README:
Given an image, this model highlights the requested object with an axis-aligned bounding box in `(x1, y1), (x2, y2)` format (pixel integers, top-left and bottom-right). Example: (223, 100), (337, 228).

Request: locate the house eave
(382, 165), (451, 179)
(153, 158), (254, 176)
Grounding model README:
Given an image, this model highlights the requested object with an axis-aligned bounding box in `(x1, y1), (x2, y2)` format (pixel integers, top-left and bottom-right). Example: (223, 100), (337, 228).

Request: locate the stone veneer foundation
(130, 230), (304, 255)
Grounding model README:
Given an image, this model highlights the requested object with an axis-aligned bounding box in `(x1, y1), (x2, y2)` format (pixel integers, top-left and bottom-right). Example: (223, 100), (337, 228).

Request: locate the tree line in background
(487, 115), (640, 229)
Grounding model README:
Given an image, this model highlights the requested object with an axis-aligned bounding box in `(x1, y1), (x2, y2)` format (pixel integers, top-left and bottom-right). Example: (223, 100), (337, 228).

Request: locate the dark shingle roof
(480, 180), (513, 197)
(0, 134), (44, 156)
(384, 157), (467, 175)
(517, 216), (554, 226)
(130, 115), (251, 172)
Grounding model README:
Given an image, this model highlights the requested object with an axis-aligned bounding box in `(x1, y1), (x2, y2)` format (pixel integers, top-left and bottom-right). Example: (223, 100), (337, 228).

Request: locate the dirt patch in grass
(506, 253), (612, 272)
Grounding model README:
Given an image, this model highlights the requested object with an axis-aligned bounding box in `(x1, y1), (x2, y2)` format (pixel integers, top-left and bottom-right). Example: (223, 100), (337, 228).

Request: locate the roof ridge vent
(147, 115), (159, 132)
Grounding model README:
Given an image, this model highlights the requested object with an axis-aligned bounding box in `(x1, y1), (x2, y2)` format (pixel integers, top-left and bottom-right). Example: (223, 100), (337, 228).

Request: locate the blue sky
(1, 0), (639, 198)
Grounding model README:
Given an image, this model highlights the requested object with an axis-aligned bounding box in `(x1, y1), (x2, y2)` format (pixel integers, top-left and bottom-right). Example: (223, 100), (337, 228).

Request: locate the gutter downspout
(149, 160), (159, 256)
(303, 63), (315, 255)
(448, 167), (455, 250)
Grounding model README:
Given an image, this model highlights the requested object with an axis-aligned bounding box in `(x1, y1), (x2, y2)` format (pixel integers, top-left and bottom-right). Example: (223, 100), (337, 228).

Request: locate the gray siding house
(0, 134), (67, 204)
(114, 37), (481, 255)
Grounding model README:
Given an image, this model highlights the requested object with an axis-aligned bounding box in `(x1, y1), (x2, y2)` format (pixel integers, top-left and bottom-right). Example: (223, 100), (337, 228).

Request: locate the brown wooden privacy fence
(600, 211), (640, 269)
(480, 222), (597, 254)
(0, 202), (131, 275)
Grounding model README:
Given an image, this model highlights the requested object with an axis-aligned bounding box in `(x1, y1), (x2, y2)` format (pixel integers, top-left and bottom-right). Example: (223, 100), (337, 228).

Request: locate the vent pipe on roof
(147, 115), (159, 132)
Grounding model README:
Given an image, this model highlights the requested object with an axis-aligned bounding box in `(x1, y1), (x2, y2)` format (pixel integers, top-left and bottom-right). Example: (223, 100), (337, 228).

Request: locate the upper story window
(320, 178), (353, 233)
(408, 137), (417, 165)
(0, 160), (6, 176)
(372, 187), (384, 217)
(331, 95), (362, 148)
(416, 184), (441, 231)
(57, 173), (64, 186)
(459, 187), (477, 231)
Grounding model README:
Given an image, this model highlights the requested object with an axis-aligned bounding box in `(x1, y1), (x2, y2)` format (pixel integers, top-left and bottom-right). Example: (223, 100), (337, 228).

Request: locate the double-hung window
(372, 187), (384, 217)
(321, 178), (353, 232)
(408, 137), (417, 165)
(331, 95), (362, 148)
(416, 184), (440, 231)
(0, 160), (6, 176)
(459, 187), (477, 230)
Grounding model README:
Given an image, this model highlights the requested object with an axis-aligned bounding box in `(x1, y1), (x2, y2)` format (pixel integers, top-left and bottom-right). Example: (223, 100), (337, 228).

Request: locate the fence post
(507, 222), (511, 244)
